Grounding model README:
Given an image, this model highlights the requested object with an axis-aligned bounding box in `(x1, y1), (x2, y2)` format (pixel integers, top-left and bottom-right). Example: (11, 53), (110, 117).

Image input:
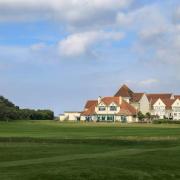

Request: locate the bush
(153, 119), (180, 124)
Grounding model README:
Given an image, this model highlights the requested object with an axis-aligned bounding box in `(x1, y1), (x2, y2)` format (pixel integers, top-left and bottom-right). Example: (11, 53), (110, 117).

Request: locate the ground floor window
(96, 115), (114, 122)
(121, 116), (127, 123)
(107, 115), (114, 121)
(85, 116), (92, 122)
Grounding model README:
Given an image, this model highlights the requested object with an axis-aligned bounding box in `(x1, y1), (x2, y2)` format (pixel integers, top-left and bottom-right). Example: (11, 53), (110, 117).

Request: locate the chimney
(98, 96), (102, 104)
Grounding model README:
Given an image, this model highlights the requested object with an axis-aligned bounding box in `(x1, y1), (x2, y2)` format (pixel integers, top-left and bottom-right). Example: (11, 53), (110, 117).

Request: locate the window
(173, 107), (180, 112)
(107, 115), (114, 121)
(99, 106), (106, 111)
(121, 116), (127, 123)
(110, 106), (117, 111)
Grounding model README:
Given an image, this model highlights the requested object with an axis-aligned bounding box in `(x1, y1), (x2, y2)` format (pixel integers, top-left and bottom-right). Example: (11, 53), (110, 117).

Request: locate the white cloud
(58, 31), (124, 57)
(0, 0), (133, 29)
(116, 3), (180, 67)
(139, 79), (159, 86)
(116, 4), (168, 31)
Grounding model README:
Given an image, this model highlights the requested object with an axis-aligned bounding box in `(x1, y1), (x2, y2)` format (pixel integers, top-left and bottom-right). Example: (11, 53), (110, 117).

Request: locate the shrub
(153, 119), (180, 124)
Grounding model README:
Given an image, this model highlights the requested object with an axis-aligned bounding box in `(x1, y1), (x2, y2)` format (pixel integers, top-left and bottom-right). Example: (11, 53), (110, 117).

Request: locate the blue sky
(0, 0), (180, 114)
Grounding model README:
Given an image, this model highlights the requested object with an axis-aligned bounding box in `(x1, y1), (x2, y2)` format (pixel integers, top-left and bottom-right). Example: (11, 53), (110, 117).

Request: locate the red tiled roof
(120, 100), (137, 115)
(85, 100), (98, 109)
(114, 84), (134, 98)
(151, 98), (175, 110)
(101, 97), (120, 105)
(81, 101), (97, 116)
(174, 95), (180, 99)
(161, 99), (175, 109)
(147, 94), (172, 101)
(131, 93), (144, 102)
(81, 96), (137, 116)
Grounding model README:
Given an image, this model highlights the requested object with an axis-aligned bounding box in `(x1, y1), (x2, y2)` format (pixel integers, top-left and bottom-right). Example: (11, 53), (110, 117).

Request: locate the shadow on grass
(0, 137), (179, 148)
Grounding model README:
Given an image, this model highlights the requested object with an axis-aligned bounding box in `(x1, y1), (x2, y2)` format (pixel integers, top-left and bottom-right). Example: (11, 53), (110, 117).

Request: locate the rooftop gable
(101, 97), (120, 106)
(131, 93), (144, 102)
(84, 100), (98, 109)
(174, 95), (180, 99)
(152, 98), (175, 110)
(172, 98), (180, 107)
(114, 84), (134, 98)
(82, 96), (137, 116)
(147, 93), (172, 101)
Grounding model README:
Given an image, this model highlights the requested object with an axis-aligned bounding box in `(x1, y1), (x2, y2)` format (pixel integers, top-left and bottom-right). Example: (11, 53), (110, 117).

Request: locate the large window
(99, 106), (106, 111)
(121, 116), (127, 123)
(110, 106), (117, 111)
(107, 115), (114, 121)
(173, 107), (180, 112)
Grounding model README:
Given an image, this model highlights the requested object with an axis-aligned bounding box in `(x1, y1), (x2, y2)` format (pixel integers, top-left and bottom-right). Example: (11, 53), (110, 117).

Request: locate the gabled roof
(161, 99), (176, 109)
(114, 84), (134, 98)
(85, 100), (98, 109)
(151, 98), (175, 110)
(147, 94), (172, 101)
(131, 93), (144, 102)
(120, 100), (137, 115)
(81, 96), (137, 116)
(174, 95), (180, 99)
(82, 101), (97, 116)
(101, 97), (120, 106)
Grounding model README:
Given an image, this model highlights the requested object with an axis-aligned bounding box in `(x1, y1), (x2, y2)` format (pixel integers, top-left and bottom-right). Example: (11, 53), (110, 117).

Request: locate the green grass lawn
(0, 121), (180, 180)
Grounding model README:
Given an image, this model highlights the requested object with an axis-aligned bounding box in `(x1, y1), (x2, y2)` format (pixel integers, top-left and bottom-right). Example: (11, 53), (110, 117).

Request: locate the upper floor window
(154, 106), (165, 110)
(99, 106), (106, 111)
(110, 106), (117, 111)
(173, 107), (180, 112)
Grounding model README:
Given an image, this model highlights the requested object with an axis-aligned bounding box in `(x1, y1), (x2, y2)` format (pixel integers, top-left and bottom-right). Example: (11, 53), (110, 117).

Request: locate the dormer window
(99, 106), (106, 111)
(110, 106), (117, 111)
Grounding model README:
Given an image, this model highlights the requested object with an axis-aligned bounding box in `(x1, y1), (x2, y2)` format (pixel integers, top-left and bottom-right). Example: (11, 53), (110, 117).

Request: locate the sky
(0, 0), (180, 115)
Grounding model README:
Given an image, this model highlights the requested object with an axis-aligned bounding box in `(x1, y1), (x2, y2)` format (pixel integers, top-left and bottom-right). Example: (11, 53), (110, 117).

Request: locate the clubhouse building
(59, 85), (180, 122)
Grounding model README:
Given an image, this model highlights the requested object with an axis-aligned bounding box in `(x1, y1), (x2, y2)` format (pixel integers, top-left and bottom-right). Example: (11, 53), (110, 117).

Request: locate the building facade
(114, 85), (180, 120)
(81, 96), (137, 123)
(59, 84), (180, 122)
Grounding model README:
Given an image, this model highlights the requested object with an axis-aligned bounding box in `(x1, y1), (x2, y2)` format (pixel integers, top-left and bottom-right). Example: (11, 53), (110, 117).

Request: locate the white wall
(139, 94), (150, 114)
(95, 102), (120, 115)
(172, 99), (180, 120)
(59, 112), (81, 121)
(152, 99), (166, 119)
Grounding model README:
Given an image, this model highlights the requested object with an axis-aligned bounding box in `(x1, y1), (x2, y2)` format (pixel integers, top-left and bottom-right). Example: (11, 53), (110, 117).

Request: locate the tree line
(0, 96), (54, 121)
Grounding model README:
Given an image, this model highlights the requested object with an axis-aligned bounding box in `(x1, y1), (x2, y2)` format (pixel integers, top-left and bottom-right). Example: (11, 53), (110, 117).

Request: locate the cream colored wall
(122, 97), (130, 103)
(95, 102), (120, 115)
(127, 116), (133, 123)
(61, 112), (81, 121)
(115, 116), (121, 122)
(172, 99), (180, 120)
(59, 115), (65, 121)
(152, 99), (166, 119)
(139, 94), (150, 114)
(130, 102), (140, 111)
(80, 116), (86, 121)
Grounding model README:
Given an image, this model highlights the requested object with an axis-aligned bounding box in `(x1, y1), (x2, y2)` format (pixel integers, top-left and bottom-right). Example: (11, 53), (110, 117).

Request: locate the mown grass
(0, 120), (180, 180)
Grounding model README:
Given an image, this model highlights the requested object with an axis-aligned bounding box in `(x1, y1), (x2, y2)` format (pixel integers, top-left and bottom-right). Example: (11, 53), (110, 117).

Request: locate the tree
(0, 95), (54, 121)
(137, 111), (145, 122)
(145, 112), (152, 122)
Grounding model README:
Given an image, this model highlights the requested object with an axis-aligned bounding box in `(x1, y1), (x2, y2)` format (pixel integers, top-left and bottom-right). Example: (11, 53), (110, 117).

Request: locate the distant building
(59, 84), (180, 122)
(59, 112), (81, 121)
(80, 96), (137, 123)
(114, 84), (180, 120)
